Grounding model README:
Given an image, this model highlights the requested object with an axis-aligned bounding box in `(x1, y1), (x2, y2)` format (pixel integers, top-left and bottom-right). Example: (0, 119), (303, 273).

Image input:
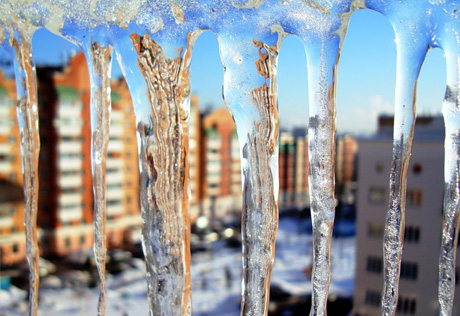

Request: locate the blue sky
(0, 9), (447, 135)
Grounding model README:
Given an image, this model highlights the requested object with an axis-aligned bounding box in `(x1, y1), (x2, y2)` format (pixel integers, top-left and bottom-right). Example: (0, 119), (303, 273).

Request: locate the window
(365, 290), (381, 307)
(400, 261), (418, 281)
(369, 186), (386, 205)
(456, 267), (459, 286)
(375, 162), (384, 173)
(79, 235), (85, 245)
(65, 237), (71, 247)
(396, 296), (416, 314)
(12, 244), (19, 253)
(367, 256), (383, 274)
(404, 226), (420, 243)
(368, 222), (384, 238)
(407, 189), (422, 207)
(412, 163), (422, 175)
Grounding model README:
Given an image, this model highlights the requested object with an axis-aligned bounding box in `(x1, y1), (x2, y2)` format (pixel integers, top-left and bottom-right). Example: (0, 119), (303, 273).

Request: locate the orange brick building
(0, 72), (26, 265)
(0, 52), (141, 265)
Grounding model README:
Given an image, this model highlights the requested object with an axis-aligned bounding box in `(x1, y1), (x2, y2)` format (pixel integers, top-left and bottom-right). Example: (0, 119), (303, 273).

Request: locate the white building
(353, 116), (460, 316)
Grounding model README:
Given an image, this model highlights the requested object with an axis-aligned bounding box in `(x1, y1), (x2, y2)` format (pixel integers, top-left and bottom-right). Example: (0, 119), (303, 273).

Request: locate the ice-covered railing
(0, 0), (459, 315)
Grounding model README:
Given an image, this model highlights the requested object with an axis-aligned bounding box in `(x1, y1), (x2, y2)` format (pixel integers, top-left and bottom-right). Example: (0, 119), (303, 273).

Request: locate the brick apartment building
(0, 52), (141, 265)
(199, 107), (242, 224)
(0, 72), (25, 265)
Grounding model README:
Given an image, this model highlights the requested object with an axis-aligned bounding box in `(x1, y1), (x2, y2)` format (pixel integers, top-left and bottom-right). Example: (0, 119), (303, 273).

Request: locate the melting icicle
(362, 3), (430, 314)
(302, 38), (338, 316)
(14, 36), (40, 316)
(3, 32), (41, 316)
(219, 34), (281, 315)
(208, 2), (287, 312)
(436, 3), (460, 315)
(281, 1), (355, 314)
(84, 39), (113, 316)
(112, 2), (205, 314)
(130, 32), (194, 316)
(0, 3), (41, 312)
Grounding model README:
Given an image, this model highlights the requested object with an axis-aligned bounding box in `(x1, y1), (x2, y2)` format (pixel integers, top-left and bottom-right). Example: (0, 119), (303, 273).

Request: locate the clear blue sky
(0, 9), (446, 135)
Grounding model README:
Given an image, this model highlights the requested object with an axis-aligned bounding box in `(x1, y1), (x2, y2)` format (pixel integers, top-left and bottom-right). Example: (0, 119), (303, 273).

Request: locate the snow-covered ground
(0, 217), (355, 315)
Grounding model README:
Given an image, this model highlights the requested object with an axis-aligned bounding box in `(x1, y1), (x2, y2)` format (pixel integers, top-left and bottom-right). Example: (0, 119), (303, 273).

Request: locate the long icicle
(129, 33), (193, 316)
(84, 40), (113, 316)
(241, 39), (280, 316)
(11, 33), (40, 316)
(303, 38), (338, 316)
(439, 40), (460, 316)
(381, 36), (427, 316)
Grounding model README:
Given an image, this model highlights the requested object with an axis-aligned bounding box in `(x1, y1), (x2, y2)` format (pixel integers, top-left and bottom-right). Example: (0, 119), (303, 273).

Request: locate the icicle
(83, 38), (113, 316)
(286, 1), (356, 314)
(438, 12), (460, 316)
(216, 26), (282, 314)
(302, 38), (338, 316)
(381, 36), (427, 316)
(115, 28), (197, 315)
(9, 32), (40, 316)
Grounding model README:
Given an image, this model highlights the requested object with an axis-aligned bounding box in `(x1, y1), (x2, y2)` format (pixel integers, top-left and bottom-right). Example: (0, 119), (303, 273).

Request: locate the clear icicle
(116, 31), (195, 316)
(439, 28), (460, 316)
(84, 40), (113, 316)
(10, 34), (40, 316)
(218, 32), (281, 316)
(302, 39), (338, 316)
(381, 35), (427, 316)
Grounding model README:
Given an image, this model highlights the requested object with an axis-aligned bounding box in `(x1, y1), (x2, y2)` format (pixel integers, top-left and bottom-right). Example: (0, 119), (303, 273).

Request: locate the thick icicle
(216, 25), (282, 314)
(439, 35), (460, 316)
(381, 38), (427, 316)
(10, 34), (40, 316)
(302, 39), (338, 316)
(84, 40), (113, 316)
(125, 32), (194, 316)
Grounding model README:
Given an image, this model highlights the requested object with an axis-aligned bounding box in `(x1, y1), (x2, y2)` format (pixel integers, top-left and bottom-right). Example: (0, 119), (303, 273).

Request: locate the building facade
(353, 116), (460, 316)
(0, 52), (141, 265)
(37, 53), (140, 256)
(0, 72), (26, 265)
(279, 131), (309, 211)
(200, 108), (242, 224)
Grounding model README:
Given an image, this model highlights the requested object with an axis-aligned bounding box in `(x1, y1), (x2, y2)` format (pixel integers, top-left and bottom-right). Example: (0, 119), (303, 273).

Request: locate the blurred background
(0, 8), (457, 316)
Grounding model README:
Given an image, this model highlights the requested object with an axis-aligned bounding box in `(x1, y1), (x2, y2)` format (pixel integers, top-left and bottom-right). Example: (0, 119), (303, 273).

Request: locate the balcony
(106, 158), (124, 169)
(106, 172), (124, 184)
(58, 207), (83, 223)
(0, 161), (12, 173)
(0, 143), (12, 155)
(58, 158), (82, 171)
(58, 175), (82, 188)
(106, 188), (124, 200)
(58, 141), (82, 154)
(107, 140), (123, 153)
(58, 193), (82, 206)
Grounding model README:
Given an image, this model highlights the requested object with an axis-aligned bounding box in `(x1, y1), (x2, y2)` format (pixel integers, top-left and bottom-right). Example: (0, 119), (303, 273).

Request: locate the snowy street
(0, 216), (355, 316)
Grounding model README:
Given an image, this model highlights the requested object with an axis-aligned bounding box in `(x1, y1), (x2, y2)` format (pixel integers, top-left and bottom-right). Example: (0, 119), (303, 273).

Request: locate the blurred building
(35, 53), (140, 257)
(353, 115), (460, 316)
(189, 95), (201, 222)
(336, 135), (358, 192)
(279, 131), (309, 210)
(0, 72), (26, 265)
(200, 108), (241, 225)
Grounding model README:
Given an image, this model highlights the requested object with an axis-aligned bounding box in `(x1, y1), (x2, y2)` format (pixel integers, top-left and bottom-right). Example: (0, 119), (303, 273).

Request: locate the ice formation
(0, 1), (459, 316)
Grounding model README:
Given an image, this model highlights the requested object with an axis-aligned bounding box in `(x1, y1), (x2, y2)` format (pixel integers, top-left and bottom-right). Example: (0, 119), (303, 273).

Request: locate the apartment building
(353, 115), (460, 316)
(200, 107), (241, 224)
(35, 53), (140, 257)
(336, 135), (358, 193)
(0, 72), (26, 265)
(189, 95), (201, 222)
(279, 131), (309, 210)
